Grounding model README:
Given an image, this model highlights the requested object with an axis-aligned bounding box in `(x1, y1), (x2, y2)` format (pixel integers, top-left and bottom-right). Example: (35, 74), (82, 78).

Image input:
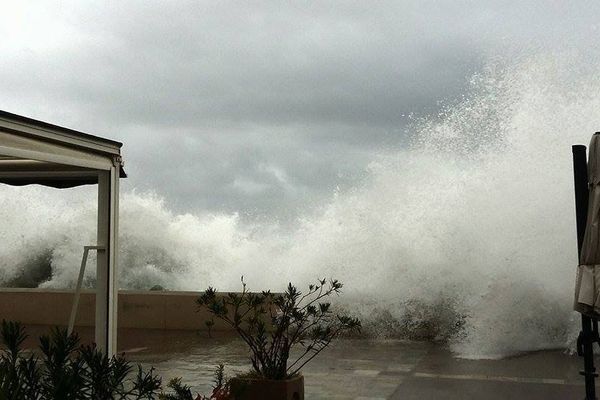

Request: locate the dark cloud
(1, 1), (599, 219)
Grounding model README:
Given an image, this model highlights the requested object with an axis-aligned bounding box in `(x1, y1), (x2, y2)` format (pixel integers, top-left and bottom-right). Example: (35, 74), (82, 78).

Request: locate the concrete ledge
(0, 288), (238, 331)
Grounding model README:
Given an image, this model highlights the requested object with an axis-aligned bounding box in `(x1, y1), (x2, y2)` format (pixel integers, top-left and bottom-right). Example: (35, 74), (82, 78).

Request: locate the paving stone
(125, 333), (592, 399)
(353, 369), (381, 376)
(355, 397), (388, 400)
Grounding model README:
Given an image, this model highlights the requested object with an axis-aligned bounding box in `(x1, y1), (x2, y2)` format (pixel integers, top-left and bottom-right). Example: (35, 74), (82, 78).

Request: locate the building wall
(0, 288), (236, 331)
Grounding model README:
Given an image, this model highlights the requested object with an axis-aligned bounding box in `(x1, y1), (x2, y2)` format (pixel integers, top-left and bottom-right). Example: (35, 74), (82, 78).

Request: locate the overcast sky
(1, 1), (599, 220)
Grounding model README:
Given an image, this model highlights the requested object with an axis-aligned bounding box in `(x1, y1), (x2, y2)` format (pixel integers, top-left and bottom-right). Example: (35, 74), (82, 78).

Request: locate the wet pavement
(115, 330), (589, 399)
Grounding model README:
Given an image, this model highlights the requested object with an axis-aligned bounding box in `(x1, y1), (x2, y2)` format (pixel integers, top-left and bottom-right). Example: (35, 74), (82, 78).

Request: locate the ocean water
(2, 50), (600, 359)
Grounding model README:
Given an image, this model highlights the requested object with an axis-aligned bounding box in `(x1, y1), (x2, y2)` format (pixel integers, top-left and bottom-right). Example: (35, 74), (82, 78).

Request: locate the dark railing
(573, 144), (598, 400)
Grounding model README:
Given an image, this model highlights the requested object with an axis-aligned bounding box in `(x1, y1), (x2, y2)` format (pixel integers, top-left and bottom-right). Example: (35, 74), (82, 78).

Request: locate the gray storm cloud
(1, 1), (599, 218)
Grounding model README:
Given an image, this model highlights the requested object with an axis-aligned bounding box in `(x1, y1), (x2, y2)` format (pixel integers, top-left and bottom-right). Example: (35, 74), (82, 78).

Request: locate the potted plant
(197, 278), (361, 400)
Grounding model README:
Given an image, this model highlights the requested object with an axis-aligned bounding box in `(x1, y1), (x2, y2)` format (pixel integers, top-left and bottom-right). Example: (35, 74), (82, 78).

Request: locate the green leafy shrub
(0, 321), (230, 400)
(159, 365), (230, 400)
(197, 278), (361, 380)
(0, 320), (164, 399)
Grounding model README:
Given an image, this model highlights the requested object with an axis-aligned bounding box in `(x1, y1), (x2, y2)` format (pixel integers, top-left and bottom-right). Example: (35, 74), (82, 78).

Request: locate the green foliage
(208, 364), (230, 400)
(197, 278), (361, 380)
(159, 365), (230, 400)
(0, 320), (29, 398)
(0, 320), (163, 400)
(159, 378), (194, 400)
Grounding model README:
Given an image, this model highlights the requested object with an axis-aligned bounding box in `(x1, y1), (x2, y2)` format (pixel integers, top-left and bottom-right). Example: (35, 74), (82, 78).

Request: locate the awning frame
(0, 110), (125, 355)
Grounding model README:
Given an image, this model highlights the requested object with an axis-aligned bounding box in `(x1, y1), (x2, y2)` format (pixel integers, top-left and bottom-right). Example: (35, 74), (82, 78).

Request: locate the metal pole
(573, 144), (598, 400)
(68, 246), (105, 336)
(68, 247), (90, 336)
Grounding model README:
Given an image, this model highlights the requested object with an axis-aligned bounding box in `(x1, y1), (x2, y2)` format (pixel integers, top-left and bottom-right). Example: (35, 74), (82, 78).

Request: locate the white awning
(0, 110), (124, 355)
(0, 111), (126, 188)
(0, 130), (113, 170)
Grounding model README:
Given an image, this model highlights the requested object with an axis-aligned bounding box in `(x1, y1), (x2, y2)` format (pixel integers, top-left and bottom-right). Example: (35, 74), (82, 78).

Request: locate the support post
(96, 166), (119, 355)
(573, 144), (598, 400)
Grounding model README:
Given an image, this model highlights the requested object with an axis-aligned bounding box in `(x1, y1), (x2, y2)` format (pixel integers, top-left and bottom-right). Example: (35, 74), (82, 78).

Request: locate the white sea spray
(2, 50), (599, 358)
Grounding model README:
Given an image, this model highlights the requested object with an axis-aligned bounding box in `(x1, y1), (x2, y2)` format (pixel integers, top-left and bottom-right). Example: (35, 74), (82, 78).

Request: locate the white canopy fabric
(575, 133), (600, 316)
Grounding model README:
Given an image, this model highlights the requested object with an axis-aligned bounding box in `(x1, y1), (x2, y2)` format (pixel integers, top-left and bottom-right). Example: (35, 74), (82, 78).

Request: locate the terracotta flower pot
(229, 374), (304, 400)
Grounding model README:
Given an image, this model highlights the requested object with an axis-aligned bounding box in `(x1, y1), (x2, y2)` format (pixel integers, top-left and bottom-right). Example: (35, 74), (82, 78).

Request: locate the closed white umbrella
(575, 133), (600, 316)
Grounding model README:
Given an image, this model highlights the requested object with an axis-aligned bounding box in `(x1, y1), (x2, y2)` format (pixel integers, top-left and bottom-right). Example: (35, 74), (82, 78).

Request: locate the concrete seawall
(0, 288), (234, 331)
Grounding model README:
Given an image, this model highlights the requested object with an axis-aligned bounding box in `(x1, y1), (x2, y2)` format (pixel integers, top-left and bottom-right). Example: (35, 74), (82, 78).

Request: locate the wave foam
(2, 50), (599, 358)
